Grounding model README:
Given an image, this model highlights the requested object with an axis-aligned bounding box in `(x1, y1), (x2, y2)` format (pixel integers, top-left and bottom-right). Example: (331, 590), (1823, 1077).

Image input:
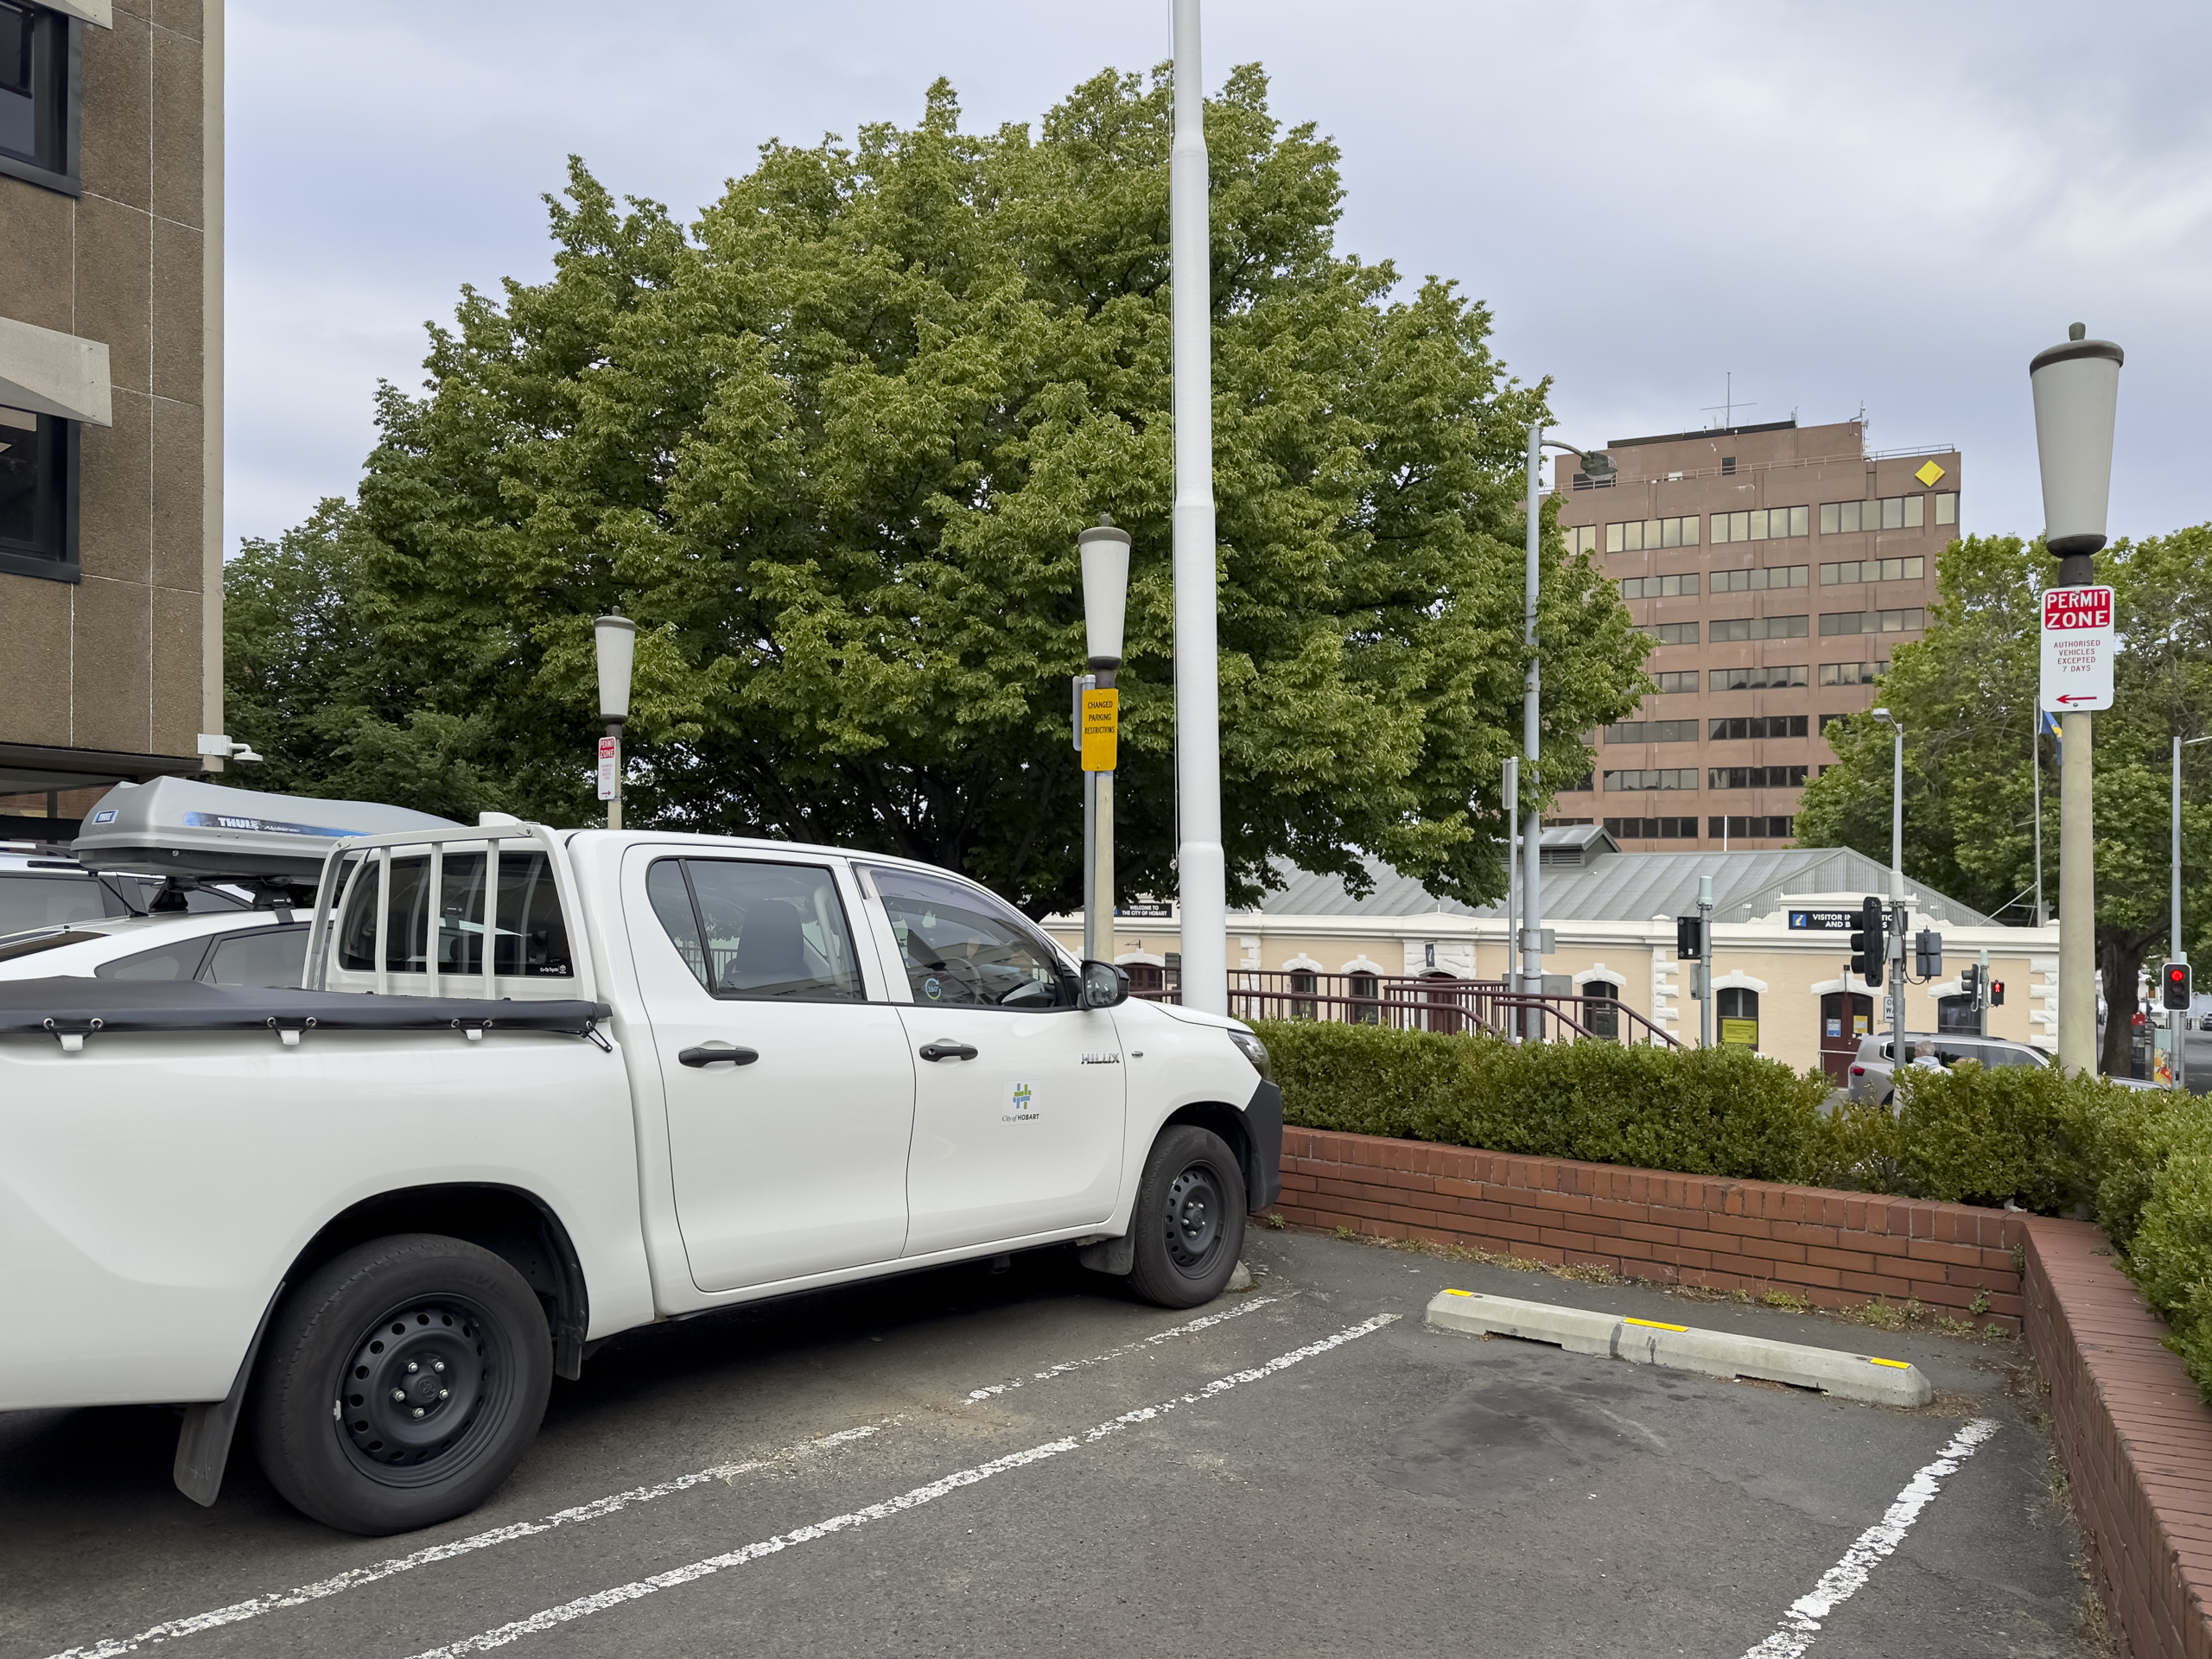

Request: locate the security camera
(230, 745), (264, 766)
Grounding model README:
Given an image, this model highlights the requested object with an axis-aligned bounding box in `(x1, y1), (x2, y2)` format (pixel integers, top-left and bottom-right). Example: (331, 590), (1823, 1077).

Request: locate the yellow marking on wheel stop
(1866, 1357), (1911, 1369)
(1443, 1288), (1475, 1298)
(1622, 1318), (1687, 1332)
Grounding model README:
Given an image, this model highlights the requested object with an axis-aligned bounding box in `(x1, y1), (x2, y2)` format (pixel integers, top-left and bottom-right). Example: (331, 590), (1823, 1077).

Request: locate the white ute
(0, 821), (1282, 1535)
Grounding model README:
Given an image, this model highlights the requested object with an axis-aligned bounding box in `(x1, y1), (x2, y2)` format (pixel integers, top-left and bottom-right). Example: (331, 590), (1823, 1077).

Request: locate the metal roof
(1255, 842), (1999, 928)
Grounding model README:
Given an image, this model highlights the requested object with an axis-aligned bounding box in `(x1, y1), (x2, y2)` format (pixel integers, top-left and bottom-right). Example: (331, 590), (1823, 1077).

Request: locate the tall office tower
(1549, 418), (1959, 849)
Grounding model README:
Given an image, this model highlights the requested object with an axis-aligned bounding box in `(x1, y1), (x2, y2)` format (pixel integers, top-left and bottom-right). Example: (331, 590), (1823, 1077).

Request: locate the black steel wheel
(252, 1234), (550, 1535)
(1124, 1124), (1246, 1308)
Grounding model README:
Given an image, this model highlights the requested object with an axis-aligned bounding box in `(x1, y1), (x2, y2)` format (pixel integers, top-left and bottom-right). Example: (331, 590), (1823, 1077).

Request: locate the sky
(226, 0), (2212, 555)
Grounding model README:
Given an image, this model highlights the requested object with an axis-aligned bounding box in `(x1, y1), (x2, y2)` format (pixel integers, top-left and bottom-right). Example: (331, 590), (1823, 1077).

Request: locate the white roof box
(73, 776), (461, 882)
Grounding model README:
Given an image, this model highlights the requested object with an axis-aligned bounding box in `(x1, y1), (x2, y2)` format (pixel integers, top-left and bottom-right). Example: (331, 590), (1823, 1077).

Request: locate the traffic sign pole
(2041, 586), (2113, 1077)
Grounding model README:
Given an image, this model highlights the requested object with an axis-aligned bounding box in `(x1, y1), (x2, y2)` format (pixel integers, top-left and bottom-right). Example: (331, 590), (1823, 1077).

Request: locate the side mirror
(1080, 960), (1129, 1009)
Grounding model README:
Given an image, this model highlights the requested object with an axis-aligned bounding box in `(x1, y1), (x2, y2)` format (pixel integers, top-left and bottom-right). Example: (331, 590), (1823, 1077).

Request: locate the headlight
(1226, 1027), (1271, 1081)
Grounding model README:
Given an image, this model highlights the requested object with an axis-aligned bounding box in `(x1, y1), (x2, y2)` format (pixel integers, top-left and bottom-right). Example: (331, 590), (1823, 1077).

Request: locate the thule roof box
(71, 776), (460, 883)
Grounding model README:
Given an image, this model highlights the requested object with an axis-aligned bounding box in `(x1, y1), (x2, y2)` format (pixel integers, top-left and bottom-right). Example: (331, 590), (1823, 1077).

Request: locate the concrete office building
(1548, 417), (1960, 851)
(0, 0), (223, 839)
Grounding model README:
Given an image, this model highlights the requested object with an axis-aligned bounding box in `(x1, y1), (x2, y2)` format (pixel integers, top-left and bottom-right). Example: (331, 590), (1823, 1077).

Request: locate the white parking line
(963, 1294), (1281, 1401)
(405, 1313), (1399, 1659)
(1739, 1418), (1999, 1658)
(46, 1294), (1288, 1659)
(42, 1425), (888, 1659)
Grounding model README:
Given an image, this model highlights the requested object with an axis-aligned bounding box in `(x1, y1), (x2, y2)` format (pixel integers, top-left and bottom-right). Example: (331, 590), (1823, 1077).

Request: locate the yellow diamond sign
(1915, 460), (1946, 486)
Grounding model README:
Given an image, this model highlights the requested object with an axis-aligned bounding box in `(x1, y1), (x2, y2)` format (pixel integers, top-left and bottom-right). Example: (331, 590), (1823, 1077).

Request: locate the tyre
(251, 1233), (551, 1535)
(1123, 1124), (1246, 1309)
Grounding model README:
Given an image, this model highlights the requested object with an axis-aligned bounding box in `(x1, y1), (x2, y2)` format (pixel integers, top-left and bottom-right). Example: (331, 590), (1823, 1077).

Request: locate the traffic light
(1676, 915), (1703, 960)
(2164, 962), (2195, 1011)
(1916, 930), (1942, 978)
(1850, 896), (1885, 985)
(1961, 964), (1980, 1001)
(1990, 980), (2005, 1007)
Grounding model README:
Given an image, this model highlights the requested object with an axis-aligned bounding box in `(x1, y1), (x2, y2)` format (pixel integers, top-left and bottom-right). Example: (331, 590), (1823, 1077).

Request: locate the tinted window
(868, 866), (1070, 1010)
(0, 872), (118, 935)
(336, 849), (571, 977)
(201, 925), (309, 988)
(646, 858), (862, 1001)
(97, 935), (213, 981)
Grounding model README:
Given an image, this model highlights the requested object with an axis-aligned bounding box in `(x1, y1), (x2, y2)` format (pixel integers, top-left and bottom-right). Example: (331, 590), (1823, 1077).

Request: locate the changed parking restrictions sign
(2040, 585), (2114, 713)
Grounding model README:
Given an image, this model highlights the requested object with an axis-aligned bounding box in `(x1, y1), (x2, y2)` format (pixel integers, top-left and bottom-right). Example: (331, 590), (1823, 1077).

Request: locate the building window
(0, 1), (78, 194)
(1561, 772), (1593, 791)
(1619, 573), (1699, 599)
(1707, 766), (1808, 790)
(1710, 816), (1794, 840)
(1718, 986), (1759, 1048)
(1570, 470), (1614, 491)
(1819, 660), (1885, 685)
(1818, 495), (1926, 534)
(1605, 816), (1699, 839)
(1581, 978), (1619, 1041)
(1603, 719), (1699, 744)
(1709, 614), (1808, 642)
(1709, 564), (1808, 592)
(1603, 768), (1697, 791)
(1605, 515), (1700, 553)
(1289, 969), (1317, 1020)
(1562, 524), (1602, 556)
(1709, 506), (1808, 544)
(0, 404), (78, 582)
(1937, 994), (1978, 1034)
(1820, 556), (1924, 586)
(1710, 664), (1807, 690)
(1934, 492), (1957, 525)
(1651, 671), (1700, 694)
(1721, 456), (1737, 476)
(1709, 715), (1808, 741)
(1640, 621), (1700, 645)
(1819, 608), (1924, 636)
(1818, 713), (1848, 733)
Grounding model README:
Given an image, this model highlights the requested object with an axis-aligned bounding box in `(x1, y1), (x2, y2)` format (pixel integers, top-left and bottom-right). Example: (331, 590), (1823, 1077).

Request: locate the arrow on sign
(2055, 694), (2100, 704)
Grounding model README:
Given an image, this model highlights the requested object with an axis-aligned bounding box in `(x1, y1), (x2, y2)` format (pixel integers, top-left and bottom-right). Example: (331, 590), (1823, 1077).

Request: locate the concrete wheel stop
(1424, 1288), (1932, 1408)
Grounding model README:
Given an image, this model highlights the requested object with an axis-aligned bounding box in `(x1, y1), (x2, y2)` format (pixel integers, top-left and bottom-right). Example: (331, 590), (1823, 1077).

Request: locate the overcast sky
(227, 0), (2211, 555)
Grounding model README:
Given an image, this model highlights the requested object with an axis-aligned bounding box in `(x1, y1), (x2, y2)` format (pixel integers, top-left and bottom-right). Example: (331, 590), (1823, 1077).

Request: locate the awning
(0, 315), (113, 427)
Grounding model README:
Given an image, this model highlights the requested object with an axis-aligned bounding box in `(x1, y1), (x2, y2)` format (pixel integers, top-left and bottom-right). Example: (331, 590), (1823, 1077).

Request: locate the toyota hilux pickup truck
(1, 820), (1281, 1535)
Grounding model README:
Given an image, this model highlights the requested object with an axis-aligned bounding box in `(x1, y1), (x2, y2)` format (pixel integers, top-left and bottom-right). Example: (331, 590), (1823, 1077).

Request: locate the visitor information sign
(2039, 585), (2115, 713)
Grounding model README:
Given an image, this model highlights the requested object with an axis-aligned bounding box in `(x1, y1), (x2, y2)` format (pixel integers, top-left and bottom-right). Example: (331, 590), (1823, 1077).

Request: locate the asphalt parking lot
(1, 1230), (2099, 1659)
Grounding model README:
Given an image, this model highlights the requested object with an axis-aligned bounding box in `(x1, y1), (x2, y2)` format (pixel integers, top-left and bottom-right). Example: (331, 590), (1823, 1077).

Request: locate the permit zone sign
(2040, 585), (2114, 713)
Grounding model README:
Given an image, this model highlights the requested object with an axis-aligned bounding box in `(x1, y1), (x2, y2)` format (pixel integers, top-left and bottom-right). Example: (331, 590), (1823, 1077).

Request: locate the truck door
(628, 850), (915, 1293)
(860, 865), (1125, 1256)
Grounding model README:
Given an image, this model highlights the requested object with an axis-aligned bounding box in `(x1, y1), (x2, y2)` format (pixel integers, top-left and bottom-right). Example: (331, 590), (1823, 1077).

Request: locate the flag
(2039, 708), (2062, 766)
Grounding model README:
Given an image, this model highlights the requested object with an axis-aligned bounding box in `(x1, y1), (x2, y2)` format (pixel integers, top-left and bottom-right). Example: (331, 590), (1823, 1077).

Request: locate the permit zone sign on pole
(2040, 584), (2114, 712)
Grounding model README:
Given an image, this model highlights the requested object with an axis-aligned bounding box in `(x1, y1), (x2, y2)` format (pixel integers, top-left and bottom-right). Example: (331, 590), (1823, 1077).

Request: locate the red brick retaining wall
(1274, 1126), (2030, 1329)
(2025, 1217), (2212, 1659)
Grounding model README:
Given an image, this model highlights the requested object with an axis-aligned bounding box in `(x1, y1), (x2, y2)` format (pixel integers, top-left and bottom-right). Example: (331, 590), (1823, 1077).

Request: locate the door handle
(679, 1045), (760, 1068)
(918, 1039), (979, 1063)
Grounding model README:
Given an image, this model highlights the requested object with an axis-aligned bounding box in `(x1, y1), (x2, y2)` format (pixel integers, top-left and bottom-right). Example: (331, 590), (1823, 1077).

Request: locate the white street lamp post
(1521, 424), (1613, 1033)
(2030, 322), (2123, 1075)
(2175, 734), (2211, 1091)
(1080, 520), (1131, 966)
(594, 613), (636, 831)
(1169, 0), (1226, 1015)
(1872, 708), (1906, 1045)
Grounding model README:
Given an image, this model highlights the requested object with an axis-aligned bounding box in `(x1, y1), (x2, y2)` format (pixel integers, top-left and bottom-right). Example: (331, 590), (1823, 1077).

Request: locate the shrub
(1256, 1019), (2212, 1400)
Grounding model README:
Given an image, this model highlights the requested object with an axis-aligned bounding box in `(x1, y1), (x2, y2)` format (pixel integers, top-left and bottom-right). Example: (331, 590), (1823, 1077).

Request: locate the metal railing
(1564, 443), (1955, 491)
(1132, 969), (1680, 1047)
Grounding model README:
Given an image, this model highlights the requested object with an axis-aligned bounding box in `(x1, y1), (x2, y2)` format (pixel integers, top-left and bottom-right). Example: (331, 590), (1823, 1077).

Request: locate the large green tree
(226, 66), (1646, 915)
(1797, 527), (2212, 1075)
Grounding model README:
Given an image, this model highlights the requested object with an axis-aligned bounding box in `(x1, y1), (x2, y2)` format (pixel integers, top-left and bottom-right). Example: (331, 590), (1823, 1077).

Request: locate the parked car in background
(0, 908), (312, 988)
(0, 845), (247, 936)
(1847, 1030), (2164, 1104)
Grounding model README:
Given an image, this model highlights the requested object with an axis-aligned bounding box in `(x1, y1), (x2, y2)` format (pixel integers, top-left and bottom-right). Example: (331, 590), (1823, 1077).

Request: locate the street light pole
(1169, 0), (1226, 1015)
(1080, 520), (1131, 966)
(2030, 322), (2123, 1076)
(1874, 709), (1906, 1046)
(2175, 734), (2211, 1092)
(593, 613), (636, 832)
(1520, 425), (1614, 1030)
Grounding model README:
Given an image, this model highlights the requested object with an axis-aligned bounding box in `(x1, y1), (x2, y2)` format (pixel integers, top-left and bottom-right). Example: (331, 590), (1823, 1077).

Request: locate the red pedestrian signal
(2164, 962), (2194, 1011)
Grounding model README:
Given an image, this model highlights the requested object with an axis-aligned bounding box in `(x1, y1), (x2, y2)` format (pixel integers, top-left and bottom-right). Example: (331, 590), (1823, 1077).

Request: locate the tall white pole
(2058, 711), (2095, 1071)
(1522, 423), (1544, 1016)
(1170, 0), (1226, 1014)
(2033, 709), (2046, 926)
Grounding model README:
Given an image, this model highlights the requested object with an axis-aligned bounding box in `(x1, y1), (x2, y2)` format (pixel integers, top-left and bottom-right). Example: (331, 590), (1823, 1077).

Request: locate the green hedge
(1255, 1019), (2212, 1398)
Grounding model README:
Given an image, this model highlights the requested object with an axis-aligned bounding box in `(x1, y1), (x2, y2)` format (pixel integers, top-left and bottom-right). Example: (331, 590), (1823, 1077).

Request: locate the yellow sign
(1720, 1017), (1758, 1047)
(1915, 459), (1947, 486)
(1080, 689), (1119, 772)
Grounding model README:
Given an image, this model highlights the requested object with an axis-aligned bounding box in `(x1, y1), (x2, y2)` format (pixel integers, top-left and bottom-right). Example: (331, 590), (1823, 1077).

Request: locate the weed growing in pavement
(1759, 1289), (1811, 1312)
(1265, 1212), (1287, 1230)
(1969, 1288), (1992, 1315)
